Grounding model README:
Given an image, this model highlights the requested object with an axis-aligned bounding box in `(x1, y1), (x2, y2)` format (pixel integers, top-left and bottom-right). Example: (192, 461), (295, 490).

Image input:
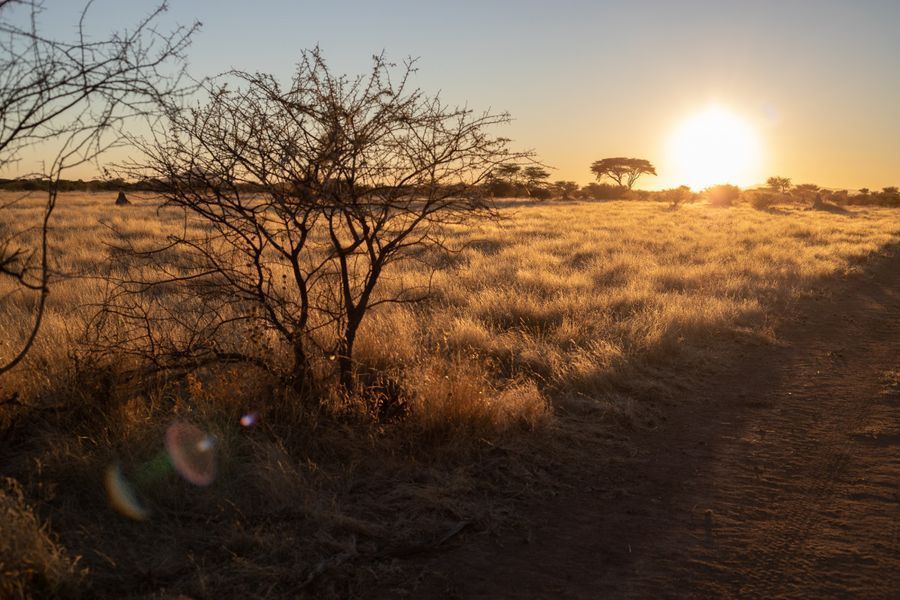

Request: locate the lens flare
(104, 464), (149, 521)
(240, 412), (260, 427)
(164, 422), (217, 486)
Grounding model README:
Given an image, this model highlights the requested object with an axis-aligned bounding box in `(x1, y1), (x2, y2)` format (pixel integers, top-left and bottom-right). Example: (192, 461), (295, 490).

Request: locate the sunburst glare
(667, 105), (762, 190)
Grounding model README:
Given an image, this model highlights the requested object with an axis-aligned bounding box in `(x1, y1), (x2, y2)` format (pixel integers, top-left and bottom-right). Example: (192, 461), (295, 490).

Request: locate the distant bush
(848, 189), (875, 206)
(793, 183), (822, 207)
(877, 186), (900, 207)
(653, 185), (695, 208)
(530, 186), (554, 200)
(825, 189), (850, 205)
(705, 184), (741, 207)
(578, 182), (628, 200)
(662, 185), (694, 209)
(746, 190), (778, 210)
(552, 181), (579, 200)
(484, 178), (522, 198)
(484, 165), (553, 200)
(626, 189), (652, 202)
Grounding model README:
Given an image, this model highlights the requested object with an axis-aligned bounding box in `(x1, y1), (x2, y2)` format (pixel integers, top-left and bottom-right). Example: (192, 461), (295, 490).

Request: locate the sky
(5, 0), (900, 190)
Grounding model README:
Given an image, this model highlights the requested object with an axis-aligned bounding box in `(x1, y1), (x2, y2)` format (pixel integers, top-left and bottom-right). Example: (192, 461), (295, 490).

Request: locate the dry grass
(0, 191), (897, 596)
(0, 477), (87, 599)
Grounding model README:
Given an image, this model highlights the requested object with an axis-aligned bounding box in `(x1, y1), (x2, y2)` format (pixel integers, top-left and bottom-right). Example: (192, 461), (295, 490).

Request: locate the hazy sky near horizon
(5, 0), (900, 189)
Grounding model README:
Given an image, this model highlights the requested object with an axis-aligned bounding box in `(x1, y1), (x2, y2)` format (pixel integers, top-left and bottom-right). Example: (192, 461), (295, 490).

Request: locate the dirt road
(407, 245), (900, 599)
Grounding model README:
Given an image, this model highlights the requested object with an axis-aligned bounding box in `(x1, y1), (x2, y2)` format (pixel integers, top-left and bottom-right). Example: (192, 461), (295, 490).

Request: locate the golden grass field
(1, 191), (898, 597)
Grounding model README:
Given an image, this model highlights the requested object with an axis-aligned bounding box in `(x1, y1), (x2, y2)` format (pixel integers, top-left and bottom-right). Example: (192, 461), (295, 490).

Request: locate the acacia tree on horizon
(521, 166), (551, 197)
(766, 176), (792, 194)
(590, 157), (656, 189)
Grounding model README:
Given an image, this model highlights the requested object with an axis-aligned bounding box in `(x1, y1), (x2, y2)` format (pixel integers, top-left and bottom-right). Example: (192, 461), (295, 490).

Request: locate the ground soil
(398, 244), (900, 599)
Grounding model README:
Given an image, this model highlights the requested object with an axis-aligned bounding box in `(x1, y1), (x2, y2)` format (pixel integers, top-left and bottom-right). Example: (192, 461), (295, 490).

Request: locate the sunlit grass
(0, 191), (897, 595)
(2, 192), (898, 420)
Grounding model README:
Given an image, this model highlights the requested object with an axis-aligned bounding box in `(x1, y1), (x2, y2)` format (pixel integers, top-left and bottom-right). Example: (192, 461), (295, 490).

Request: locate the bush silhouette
(748, 190), (777, 210)
(706, 184), (741, 207)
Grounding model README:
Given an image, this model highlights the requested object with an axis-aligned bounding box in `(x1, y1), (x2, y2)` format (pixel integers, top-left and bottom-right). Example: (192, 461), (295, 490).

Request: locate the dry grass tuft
(0, 477), (87, 599)
(408, 357), (549, 440)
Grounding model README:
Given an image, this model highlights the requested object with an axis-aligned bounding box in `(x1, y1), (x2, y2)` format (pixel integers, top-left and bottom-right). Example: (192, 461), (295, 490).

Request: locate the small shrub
(877, 186), (900, 207)
(748, 190), (777, 210)
(529, 186), (554, 200)
(408, 357), (550, 440)
(706, 184), (741, 207)
(484, 178), (520, 198)
(663, 185), (694, 209)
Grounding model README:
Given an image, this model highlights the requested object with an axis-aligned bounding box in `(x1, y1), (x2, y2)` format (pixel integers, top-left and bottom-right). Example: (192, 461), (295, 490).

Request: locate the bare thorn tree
(97, 48), (526, 394)
(0, 0), (199, 376)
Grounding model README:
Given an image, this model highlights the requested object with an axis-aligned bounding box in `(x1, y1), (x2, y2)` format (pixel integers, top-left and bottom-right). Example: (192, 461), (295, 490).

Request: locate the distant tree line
(0, 176), (277, 193)
(484, 157), (899, 208)
(745, 177), (900, 209)
(4, 166), (898, 209)
(0, 177), (159, 192)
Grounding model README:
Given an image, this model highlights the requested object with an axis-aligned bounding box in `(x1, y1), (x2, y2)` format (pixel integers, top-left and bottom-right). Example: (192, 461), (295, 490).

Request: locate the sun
(667, 105), (762, 190)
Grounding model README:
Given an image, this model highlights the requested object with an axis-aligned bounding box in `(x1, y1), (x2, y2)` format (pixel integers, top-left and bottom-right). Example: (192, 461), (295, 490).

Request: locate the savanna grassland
(1, 191), (898, 598)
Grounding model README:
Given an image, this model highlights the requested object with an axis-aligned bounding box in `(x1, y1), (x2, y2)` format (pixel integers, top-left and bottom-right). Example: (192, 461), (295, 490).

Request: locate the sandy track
(405, 244), (900, 599)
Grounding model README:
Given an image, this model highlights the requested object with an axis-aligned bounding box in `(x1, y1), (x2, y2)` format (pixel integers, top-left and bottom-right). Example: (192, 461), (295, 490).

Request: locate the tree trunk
(291, 339), (310, 395)
(337, 313), (364, 391)
(337, 334), (355, 391)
